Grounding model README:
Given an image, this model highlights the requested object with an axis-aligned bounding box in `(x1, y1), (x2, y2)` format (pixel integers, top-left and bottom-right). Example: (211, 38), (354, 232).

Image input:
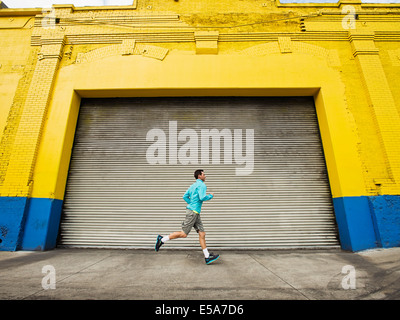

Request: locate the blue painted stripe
(368, 195), (400, 248)
(20, 198), (63, 251)
(0, 197), (63, 251)
(333, 195), (400, 251)
(0, 197), (30, 251)
(332, 196), (378, 251)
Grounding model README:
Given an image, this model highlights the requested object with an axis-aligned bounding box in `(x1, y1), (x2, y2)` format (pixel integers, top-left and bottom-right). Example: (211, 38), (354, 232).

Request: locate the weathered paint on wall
(0, 0), (399, 251)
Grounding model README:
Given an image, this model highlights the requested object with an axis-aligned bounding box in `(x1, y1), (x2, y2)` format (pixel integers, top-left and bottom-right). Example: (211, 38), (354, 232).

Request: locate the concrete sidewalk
(0, 247), (399, 300)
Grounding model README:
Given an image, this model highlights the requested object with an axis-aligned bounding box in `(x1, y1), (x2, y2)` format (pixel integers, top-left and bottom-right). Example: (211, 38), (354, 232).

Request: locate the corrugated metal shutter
(59, 97), (339, 249)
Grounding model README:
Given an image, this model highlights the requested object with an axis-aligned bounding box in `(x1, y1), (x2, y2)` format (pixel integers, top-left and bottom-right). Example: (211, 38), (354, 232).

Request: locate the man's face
(198, 171), (206, 181)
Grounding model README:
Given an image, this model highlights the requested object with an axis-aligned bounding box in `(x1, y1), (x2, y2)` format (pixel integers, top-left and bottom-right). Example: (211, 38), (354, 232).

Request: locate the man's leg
(168, 231), (187, 240)
(198, 231), (211, 258)
(155, 209), (194, 252)
(198, 231), (206, 250)
(196, 219), (219, 264)
(199, 231), (220, 264)
(195, 216), (208, 255)
(155, 231), (188, 251)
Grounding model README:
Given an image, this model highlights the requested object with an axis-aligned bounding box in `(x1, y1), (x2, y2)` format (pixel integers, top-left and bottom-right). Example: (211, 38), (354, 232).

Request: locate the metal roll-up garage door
(58, 97), (339, 249)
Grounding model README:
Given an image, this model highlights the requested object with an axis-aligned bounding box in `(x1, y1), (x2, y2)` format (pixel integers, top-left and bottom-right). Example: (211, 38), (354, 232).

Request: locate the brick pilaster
(349, 30), (400, 192)
(0, 34), (66, 197)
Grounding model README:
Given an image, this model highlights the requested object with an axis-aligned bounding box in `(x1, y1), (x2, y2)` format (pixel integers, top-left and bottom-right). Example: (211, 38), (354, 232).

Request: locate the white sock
(203, 248), (210, 258)
(161, 236), (170, 243)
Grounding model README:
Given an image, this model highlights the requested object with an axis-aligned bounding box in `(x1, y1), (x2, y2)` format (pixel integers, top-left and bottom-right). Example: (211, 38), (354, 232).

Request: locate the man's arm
(198, 184), (213, 201)
(183, 188), (191, 204)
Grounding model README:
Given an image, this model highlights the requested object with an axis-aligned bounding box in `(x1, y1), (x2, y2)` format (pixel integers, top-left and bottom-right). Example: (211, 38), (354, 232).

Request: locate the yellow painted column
(0, 48), (39, 191)
(0, 34), (65, 198)
(349, 30), (400, 194)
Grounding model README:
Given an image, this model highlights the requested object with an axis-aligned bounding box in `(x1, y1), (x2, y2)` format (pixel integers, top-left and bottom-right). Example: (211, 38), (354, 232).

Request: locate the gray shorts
(181, 209), (205, 235)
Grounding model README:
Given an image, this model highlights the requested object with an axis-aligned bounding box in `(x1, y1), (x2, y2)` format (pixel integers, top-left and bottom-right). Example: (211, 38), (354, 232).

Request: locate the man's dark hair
(194, 169), (204, 179)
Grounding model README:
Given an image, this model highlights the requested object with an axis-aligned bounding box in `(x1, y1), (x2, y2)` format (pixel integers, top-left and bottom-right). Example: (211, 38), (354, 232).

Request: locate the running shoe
(155, 235), (164, 252)
(205, 253), (220, 265)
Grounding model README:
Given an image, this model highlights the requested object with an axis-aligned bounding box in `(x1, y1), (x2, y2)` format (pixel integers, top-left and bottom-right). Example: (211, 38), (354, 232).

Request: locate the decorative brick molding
(239, 41), (341, 67)
(350, 30), (400, 188)
(194, 31), (219, 54)
(75, 40), (169, 64)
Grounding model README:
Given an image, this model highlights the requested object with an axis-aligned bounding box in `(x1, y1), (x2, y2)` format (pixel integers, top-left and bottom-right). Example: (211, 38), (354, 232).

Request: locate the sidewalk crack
(249, 254), (311, 300)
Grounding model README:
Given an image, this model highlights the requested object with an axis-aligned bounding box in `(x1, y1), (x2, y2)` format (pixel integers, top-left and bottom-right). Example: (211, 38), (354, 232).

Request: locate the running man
(155, 169), (220, 265)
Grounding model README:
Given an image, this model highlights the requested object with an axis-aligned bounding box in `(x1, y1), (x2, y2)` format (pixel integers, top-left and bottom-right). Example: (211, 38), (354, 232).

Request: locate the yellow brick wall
(0, 28), (32, 135)
(378, 41), (400, 116)
(0, 0), (400, 200)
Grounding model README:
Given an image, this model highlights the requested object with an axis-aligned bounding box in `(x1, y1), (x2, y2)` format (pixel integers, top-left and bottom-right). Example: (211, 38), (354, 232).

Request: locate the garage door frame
(28, 53), (369, 251)
(59, 96), (340, 249)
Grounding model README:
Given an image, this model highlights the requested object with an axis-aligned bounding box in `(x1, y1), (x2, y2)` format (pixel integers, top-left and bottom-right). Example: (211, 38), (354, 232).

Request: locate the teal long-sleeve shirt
(183, 179), (213, 214)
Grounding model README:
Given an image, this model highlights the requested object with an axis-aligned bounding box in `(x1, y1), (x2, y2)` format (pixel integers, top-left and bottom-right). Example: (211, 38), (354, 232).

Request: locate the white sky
(4, 0), (400, 9)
